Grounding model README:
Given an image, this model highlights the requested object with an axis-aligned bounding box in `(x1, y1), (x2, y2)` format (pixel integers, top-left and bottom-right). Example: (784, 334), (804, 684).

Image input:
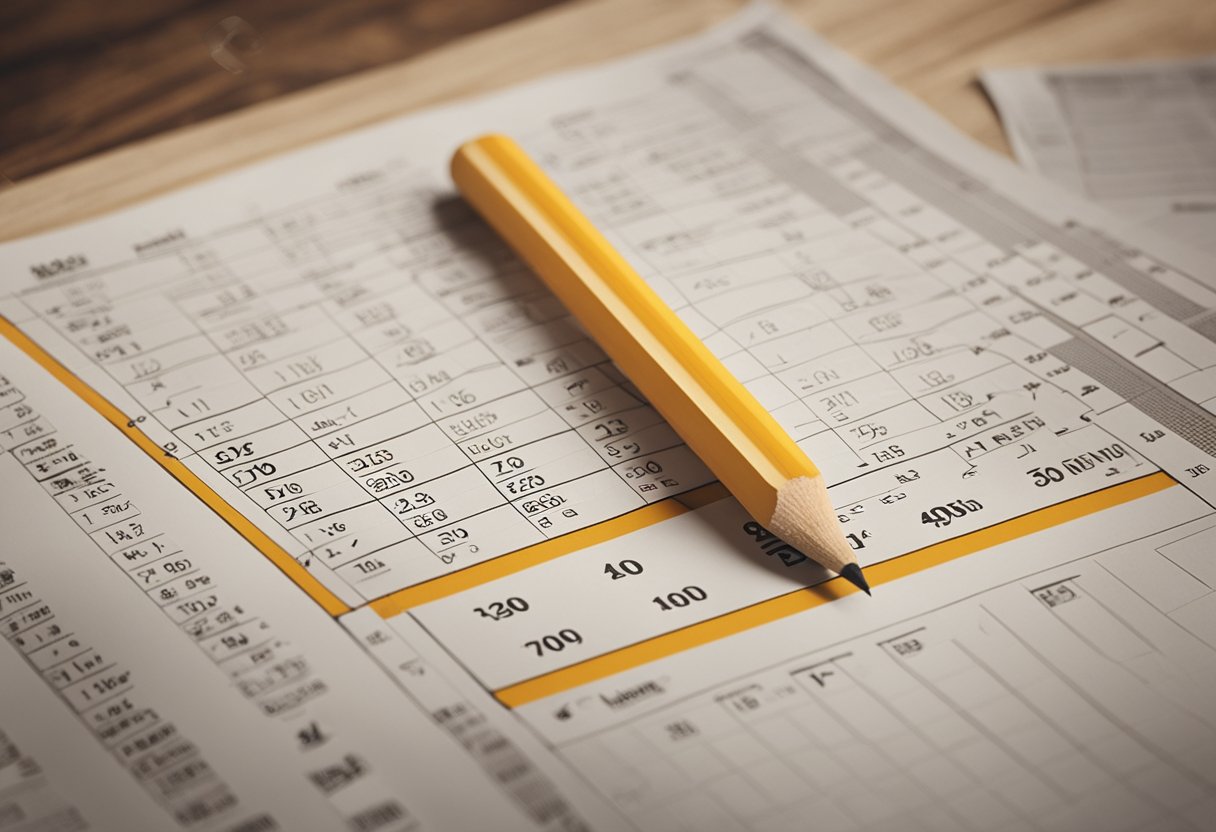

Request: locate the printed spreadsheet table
(2, 6), (1216, 832)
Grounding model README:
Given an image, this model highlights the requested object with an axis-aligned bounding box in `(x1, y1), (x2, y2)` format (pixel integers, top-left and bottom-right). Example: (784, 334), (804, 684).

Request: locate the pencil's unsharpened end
(839, 563), (871, 596)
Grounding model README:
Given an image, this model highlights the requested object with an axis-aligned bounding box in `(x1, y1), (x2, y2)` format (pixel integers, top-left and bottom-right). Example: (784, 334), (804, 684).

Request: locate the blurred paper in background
(984, 56), (1216, 253)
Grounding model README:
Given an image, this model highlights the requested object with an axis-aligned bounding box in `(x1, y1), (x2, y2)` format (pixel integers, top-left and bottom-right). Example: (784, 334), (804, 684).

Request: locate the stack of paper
(2, 6), (1215, 831)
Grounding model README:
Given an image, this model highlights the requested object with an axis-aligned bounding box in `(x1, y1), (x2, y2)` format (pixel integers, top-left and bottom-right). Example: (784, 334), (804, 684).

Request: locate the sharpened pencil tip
(840, 563), (871, 596)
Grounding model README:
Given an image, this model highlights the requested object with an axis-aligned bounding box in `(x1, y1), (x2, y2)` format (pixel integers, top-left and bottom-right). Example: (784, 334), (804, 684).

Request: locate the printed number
(1028, 466), (1065, 487)
(505, 474), (545, 495)
(604, 559), (644, 580)
(474, 597), (529, 621)
(436, 528), (469, 547)
(346, 449), (393, 472)
(520, 493), (565, 514)
(652, 586), (707, 611)
(622, 460), (663, 479)
(212, 442), (254, 465)
(592, 419), (628, 440)
(492, 457), (524, 475)
(919, 499), (982, 528)
(393, 491), (435, 513)
(231, 462), (276, 486)
(524, 629), (582, 656)
(411, 509), (448, 529)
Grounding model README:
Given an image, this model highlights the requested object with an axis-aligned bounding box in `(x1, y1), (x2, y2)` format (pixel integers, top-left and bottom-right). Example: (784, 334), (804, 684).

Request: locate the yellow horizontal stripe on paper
(492, 472), (1176, 708)
(0, 317), (351, 616)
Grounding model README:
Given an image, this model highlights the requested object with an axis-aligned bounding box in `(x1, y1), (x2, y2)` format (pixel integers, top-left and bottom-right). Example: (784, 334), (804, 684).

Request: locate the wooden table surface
(2, 0), (1213, 239)
(0, 0), (569, 181)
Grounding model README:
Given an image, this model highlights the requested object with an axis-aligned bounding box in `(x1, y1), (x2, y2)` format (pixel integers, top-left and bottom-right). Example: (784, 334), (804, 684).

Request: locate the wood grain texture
(0, 0), (571, 181)
(2, 0), (1213, 240)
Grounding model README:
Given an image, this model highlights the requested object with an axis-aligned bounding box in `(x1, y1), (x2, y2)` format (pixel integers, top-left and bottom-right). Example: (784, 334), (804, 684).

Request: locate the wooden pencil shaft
(450, 135), (848, 567)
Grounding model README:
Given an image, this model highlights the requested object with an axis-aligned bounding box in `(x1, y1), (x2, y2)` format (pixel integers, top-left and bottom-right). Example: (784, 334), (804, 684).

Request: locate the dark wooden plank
(4, 0), (1212, 239)
(0, 0), (572, 181)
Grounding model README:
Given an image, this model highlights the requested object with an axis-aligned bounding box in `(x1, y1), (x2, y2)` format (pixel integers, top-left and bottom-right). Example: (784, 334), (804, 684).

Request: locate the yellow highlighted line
(1, 317), (351, 616)
(492, 472), (1176, 708)
(370, 481), (728, 616)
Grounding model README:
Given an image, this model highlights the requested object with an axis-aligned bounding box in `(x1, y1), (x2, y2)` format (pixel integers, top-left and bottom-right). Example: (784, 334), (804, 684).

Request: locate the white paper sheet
(0, 334), (613, 831)
(983, 56), (1216, 252)
(3, 5), (1216, 830)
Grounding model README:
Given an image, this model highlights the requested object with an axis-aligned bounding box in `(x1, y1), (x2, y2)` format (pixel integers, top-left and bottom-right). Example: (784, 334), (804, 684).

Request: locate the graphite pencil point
(839, 563), (871, 596)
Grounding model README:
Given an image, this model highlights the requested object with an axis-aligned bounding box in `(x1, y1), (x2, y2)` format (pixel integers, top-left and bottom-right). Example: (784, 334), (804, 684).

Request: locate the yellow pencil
(451, 134), (869, 595)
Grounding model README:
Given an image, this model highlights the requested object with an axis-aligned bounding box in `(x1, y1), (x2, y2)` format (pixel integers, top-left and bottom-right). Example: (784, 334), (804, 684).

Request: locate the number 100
(652, 585), (707, 611)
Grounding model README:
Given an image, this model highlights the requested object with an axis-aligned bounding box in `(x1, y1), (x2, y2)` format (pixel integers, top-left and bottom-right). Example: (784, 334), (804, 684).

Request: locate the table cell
(459, 409), (569, 461)
(775, 344), (882, 399)
(338, 424), (470, 496)
(744, 320), (852, 370)
(217, 439), (330, 490)
(886, 345), (1008, 396)
(83, 317), (201, 367)
(414, 256), (505, 300)
(516, 468), (645, 535)
(696, 275), (813, 329)
(203, 420), (310, 471)
(244, 461), (354, 510)
(266, 476), (375, 530)
(223, 310), (345, 367)
(511, 338), (607, 387)
(72, 495), (140, 533)
(556, 385), (645, 427)
(106, 334), (217, 386)
(578, 405), (679, 463)
(917, 364), (1036, 421)
(452, 272), (544, 321)
(331, 284), (447, 337)
(336, 538), (435, 601)
(484, 313), (588, 367)
(534, 366), (619, 408)
(89, 517), (154, 555)
(415, 504), (542, 569)
(314, 399), (429, 457)
(134, 359), (262, 425)
(173, 399), (285, 452)
(242, 337), (371, 394)
(51, 477), (119, 512)
(374, 321), (476, 375)
(838, 399), (942, 453)
(268, 358), (393, 417)
(301, 384), (417, 441)
(295, 501), (415, 569)
(416, 364), (529, 420)
(335, 423), (443, 476)
(435, 389), (547, 444)
(614, 445), (713, 502)
(209, 309), (298, 352)
(381, 465), (506, 533)
(477, 430), (604, 500)
(669, 255), (788, 303)
(393, 339), (494, 396)
(803, 370), (909, 426)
